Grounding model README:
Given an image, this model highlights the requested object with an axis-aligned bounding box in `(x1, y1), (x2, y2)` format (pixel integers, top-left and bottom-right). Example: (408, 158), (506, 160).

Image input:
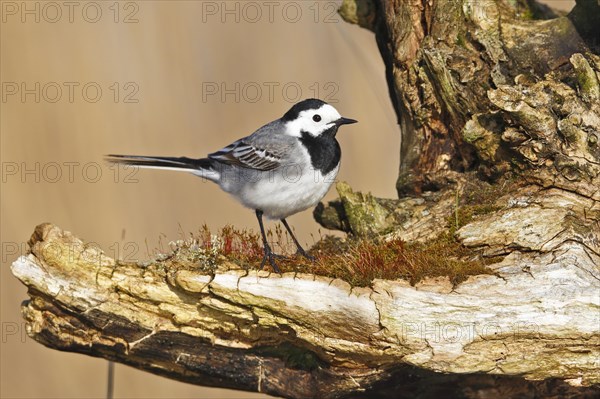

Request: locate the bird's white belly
(231, 164), (339, 220)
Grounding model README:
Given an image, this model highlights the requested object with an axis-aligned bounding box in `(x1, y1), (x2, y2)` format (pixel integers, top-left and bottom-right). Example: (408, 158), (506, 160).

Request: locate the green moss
(160, 225), (265, 275)
(299, 234), (495, 287)
(156, 221), (495, 289)
(449, 176), (519, 233)
(449, 202), (502, 234)
(153, 179), (521, 288)
(510, 0), (551, 21)
(520, 9), (534, 20)
(338, 0), (375, 30)
(571, 54), (600, 100)
(336, 181), (394, 237)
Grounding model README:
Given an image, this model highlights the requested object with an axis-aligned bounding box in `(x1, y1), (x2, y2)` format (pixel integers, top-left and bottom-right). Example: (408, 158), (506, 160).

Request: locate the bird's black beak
(334, 117), (358, 126)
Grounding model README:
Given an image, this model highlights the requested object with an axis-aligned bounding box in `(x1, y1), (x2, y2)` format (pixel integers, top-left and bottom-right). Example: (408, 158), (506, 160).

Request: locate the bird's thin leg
(255, 210), (282, 273)
(280, 218), (315, 261)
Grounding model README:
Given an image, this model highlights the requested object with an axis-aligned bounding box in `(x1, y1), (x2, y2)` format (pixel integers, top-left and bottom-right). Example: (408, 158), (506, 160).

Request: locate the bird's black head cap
(281, 98), (328, 122)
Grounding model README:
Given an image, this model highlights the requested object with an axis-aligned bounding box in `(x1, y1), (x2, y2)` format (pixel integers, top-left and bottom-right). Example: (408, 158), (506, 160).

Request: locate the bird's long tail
(105, 154), (220, 182)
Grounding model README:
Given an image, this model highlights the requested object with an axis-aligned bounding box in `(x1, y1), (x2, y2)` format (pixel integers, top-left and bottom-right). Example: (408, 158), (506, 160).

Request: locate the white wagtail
(106, 98), (357, 272)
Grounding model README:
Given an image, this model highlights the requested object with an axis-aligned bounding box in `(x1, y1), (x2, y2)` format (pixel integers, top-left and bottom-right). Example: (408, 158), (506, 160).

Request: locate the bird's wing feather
(208, 121), (293, 171)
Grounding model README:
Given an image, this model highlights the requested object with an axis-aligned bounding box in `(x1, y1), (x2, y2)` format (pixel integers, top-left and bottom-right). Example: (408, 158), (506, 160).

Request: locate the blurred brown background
(1, 1), (573, 398)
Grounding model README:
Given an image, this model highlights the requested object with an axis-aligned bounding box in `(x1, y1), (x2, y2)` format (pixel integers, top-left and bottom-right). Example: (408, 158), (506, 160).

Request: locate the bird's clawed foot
(259, 246), (314, 273)
(260, 243), (284, 273)
(296, 248), (315, 262)
(256, 211), (316, 273)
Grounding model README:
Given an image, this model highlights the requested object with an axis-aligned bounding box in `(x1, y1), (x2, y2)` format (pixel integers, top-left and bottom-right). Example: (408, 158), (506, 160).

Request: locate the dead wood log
(10, 222), (599, 398)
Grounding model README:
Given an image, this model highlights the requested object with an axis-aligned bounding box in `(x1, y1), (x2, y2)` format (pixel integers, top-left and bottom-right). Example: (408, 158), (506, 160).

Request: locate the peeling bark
(10, 223), (600, 398)
(339, 0), (600, 196)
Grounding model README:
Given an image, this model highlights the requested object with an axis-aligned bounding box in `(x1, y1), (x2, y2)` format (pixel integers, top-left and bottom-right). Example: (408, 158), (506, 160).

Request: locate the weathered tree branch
(11, 218), (600, 398)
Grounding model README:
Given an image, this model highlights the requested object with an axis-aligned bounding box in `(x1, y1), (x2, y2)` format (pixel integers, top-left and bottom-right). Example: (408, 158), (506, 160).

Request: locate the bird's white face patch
(284, 104), (342, 137)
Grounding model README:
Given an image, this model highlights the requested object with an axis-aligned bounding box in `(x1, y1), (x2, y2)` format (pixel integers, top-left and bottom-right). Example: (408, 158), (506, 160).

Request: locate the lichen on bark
(340, 0), (600, 196)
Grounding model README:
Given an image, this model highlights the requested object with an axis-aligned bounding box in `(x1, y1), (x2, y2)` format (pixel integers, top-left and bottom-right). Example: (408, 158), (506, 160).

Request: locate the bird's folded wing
(208, 139), (285, 171)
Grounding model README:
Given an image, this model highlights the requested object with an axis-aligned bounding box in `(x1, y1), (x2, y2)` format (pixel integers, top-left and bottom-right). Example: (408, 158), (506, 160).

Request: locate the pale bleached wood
(10, 220), (599, 398)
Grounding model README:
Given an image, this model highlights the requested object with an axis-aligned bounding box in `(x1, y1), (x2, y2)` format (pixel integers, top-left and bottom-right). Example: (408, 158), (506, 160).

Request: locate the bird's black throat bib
(299, 127), (341, 175)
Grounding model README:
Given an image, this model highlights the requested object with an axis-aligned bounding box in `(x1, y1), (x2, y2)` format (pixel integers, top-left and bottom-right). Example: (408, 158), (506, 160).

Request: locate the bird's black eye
(313, 114), (322, 122)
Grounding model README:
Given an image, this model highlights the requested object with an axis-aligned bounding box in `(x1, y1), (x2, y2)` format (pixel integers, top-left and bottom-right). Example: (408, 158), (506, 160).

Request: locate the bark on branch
(11, 221), (600, 398)
(340, 0), (600, 197)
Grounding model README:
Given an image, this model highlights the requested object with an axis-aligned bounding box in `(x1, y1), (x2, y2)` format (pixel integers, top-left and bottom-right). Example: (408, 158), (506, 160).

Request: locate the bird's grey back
(211, 119), (303, 167)
(243, 119), (300, 163)
(208, 118), (308, 192)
